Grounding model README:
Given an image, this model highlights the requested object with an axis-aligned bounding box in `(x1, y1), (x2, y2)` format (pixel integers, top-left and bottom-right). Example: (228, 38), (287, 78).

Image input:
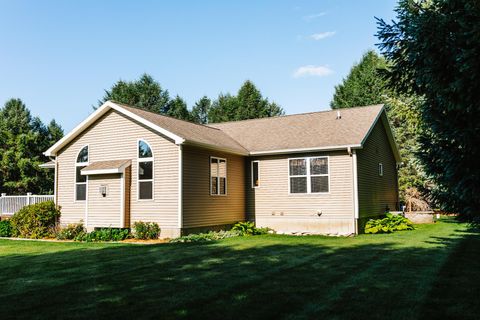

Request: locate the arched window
(75, 145), (88, 201)
(138, 140), (153, 200)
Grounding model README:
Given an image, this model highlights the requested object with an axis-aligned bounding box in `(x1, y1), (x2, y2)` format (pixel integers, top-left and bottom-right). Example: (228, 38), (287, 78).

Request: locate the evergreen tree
(191, 96), (211, 124)
(0, 99), (63, 195)
(330, 52), (429, 203)
(208, 94), (238, 123)
(208, 80), (284, 123)
(377, 0), (480, 218)
(165, 95), (192, 121)
(331, 50), (390, 109)
(98, 74), (170, 114)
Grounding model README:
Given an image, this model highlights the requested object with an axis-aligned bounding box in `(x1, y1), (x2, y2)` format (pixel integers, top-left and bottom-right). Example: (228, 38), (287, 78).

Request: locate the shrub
(232, 221), (271, 236)
(0, 220), (12, 237)
(132, 221), (161, 240)
(56, 223), (86, 240)
(365, 213), (415, 234)
(170, 230), (241, 243)
(74, 228), (130, 242)
(10, 201), (61, 239)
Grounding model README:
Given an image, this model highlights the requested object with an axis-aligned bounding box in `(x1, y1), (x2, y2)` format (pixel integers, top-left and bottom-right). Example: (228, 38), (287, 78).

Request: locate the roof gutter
(249, 144), (362, 156)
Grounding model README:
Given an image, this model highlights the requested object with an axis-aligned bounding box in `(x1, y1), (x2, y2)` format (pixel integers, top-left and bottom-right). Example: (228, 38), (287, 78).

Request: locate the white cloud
(310, 31), (336, 40)
(303, 12), (326, 21)
(293, 65), (334, 78)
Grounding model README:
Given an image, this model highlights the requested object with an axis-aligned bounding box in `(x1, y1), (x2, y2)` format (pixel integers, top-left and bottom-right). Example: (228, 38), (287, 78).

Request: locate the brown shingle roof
(208, 105), (384, 153)
(81, 159), (131, 174)
(116, 102), (249, 155)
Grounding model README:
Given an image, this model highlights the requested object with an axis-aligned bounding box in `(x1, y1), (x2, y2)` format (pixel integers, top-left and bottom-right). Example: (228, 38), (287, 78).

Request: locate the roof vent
(336, 111), (341, 120)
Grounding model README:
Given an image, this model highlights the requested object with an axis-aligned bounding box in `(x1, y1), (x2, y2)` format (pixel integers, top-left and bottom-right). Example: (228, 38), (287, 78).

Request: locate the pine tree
(98, 74), (170, 114)
(191, 96), (211, 124)
(0, 99), (63, 194)
(208, 80), (284, 123)
(329, 51), (428, 204)
(331, 50), (390, 109)
(165, 96), (192, 121)
(377, 0), (480, 218)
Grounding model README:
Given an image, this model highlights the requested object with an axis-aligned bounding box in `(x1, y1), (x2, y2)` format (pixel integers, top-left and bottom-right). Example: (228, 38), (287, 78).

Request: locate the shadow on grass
(0, 224), (478, 320)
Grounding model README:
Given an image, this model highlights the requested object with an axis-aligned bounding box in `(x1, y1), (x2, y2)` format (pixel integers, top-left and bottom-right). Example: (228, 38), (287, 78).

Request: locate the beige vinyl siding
(357, 114), (399, 219)
(182, 145), (246, 228)
(56, 109), (179, 229)
(87, 174), (121, 227)
(247, 151), (355, 234)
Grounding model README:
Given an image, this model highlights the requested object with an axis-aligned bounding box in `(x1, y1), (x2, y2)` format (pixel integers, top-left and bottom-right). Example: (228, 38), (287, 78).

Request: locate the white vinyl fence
(0, 193), (54, 215)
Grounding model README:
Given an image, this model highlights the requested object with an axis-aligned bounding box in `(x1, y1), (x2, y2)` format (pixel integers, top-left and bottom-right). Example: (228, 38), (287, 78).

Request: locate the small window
(378, 163), (384, 177)
(139, 140), (153, 158)
(251, 161), (259, 188)
(211, 157), (227, 195)
(75, 145), (88, 201)
(138, 140), (153, 200)
(77, 146), (88, 163)
(289, 157), (329, 194)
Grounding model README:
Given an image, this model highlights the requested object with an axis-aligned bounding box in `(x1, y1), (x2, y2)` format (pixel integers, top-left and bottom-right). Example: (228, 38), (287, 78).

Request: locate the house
(44, 101), (400, 237)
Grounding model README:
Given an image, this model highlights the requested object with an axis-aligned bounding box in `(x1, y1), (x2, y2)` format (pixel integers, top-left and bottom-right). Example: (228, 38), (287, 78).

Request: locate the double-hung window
(75, 145), (88, 201)
(211, 157), (227, 195)
(138, 140), (153, 200)
(289, 157), (329, 194)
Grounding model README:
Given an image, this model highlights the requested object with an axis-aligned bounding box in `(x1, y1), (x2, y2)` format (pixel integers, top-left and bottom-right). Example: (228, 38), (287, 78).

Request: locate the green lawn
(1, 218), (479, 320)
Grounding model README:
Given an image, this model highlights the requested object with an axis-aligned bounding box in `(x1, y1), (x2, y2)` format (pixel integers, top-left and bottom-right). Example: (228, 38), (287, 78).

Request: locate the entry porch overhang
(81, 159), (131, 175)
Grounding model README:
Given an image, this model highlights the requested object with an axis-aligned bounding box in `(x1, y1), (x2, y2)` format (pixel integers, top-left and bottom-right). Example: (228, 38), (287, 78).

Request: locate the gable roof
(45, 101), (400, 162)
(44, 101), (248, 156)
(209, 105), (398, 157)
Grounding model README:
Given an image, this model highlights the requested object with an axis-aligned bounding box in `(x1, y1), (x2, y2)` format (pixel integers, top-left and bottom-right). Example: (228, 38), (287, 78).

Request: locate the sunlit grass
(0, 218), (478, 319)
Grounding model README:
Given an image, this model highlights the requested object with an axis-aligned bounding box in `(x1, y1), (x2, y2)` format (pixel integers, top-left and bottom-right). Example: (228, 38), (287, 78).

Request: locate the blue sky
(0, 0), (397, 132)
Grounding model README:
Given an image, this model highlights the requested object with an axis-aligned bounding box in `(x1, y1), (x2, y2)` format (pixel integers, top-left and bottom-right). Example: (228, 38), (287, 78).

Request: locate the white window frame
(288, 156), (330, 195)
(74, 145), (89, 202)
(137, 139), (154, 201)
(210, 156), (227, 196)
(378, 162), (384, 177)
(251, 160), (260, 189)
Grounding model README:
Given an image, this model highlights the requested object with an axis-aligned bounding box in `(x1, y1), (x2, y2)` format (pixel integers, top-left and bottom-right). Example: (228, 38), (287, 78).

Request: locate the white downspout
(178, 145), (183, 230)
(352, 149), (359, 234)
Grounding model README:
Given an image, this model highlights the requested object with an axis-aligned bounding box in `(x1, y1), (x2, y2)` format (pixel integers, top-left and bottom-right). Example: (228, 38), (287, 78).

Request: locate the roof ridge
(111, 100), (223, 132)
(208, 104), (384, 126)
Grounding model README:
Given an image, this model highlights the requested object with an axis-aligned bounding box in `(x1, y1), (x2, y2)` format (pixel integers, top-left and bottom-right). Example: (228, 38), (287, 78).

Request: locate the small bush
(0, 220), (12, 237)
(56, 223), (86, 240)
(170, 230), (241, 243)
(365, 213), (414, 234)
(232, 221), (271, 236)
(75, 228), (130, 242)
(10, 201), (61, 239)
(133, 221), (161, 240)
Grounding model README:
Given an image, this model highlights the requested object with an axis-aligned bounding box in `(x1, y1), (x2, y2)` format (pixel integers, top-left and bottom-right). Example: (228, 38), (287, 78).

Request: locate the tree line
(0, 99), (64, 195)
(333, 0), (479, 220)
(97, 75), (284, 124)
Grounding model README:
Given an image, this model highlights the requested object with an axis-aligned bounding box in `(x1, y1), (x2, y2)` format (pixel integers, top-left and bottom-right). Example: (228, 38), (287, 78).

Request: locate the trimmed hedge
(10, 201), (61, 239)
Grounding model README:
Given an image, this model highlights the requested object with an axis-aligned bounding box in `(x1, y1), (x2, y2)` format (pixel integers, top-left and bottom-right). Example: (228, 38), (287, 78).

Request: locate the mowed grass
(1, 218), (479, 320)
